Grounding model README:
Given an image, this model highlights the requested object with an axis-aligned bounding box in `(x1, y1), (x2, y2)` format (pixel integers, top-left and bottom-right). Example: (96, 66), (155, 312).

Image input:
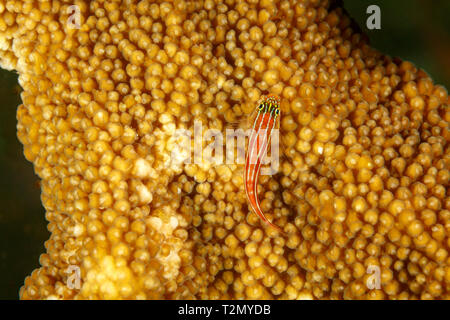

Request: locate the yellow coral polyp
(0, 0), (448, 300)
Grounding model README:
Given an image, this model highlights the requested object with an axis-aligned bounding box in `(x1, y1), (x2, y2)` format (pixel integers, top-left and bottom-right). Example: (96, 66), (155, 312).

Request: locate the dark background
(0, 0), (449, 299)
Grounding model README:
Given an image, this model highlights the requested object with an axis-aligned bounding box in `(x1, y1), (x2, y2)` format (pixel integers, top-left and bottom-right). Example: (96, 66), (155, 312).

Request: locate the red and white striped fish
(244, 94), (283, 233)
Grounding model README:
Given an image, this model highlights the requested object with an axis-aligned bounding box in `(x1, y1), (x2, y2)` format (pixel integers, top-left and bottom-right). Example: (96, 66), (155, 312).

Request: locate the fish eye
(275, 108), (280, 115)
(258, 103), (264, 111)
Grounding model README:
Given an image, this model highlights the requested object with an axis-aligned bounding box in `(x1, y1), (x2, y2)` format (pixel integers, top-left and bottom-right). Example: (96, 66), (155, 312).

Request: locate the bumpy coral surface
(0, 0), (449, 299)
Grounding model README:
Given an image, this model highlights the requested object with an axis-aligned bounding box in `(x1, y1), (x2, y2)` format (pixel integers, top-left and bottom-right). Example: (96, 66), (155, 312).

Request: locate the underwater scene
(0, 0), (449, 301)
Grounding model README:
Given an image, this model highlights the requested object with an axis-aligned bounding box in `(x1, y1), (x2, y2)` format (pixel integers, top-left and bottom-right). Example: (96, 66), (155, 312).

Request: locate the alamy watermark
(168, 120), (280, 176)
(366, 5), (381, 30)
(67, 5), (81, 29)
(366, 265), (381, 289)
(66, 265), (81, 290)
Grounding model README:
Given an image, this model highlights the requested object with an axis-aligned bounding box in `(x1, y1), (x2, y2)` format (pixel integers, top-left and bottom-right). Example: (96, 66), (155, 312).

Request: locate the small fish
(244, 94), (283, 233)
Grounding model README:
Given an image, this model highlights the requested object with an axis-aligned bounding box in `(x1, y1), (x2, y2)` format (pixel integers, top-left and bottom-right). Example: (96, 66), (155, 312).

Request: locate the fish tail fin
(266, 220), (285, 234)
